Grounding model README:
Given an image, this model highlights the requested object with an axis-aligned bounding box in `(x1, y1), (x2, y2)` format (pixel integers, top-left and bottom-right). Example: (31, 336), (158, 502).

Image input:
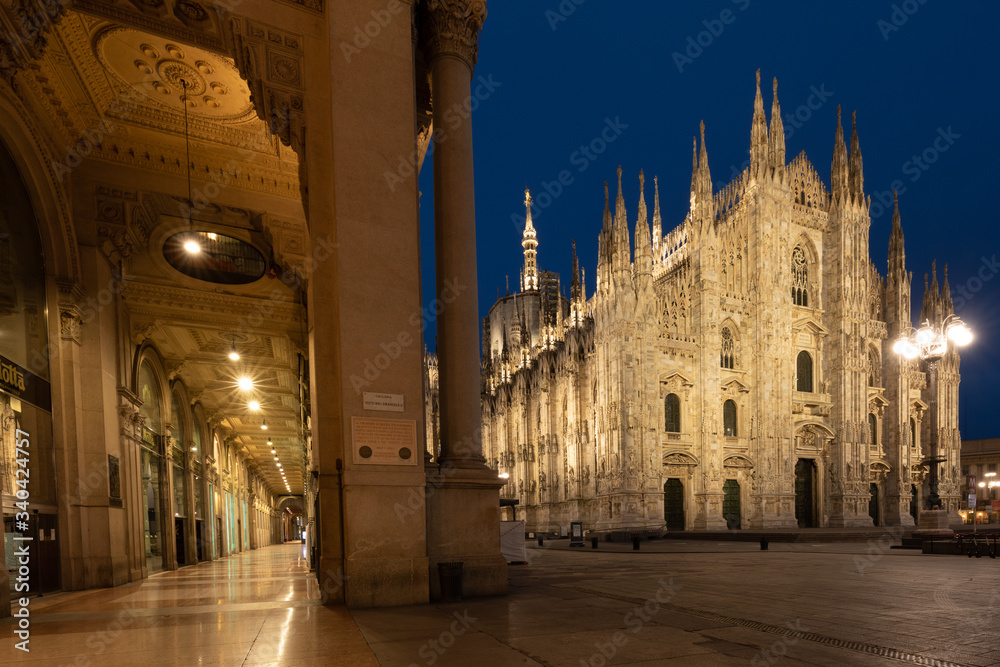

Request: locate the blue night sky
(418, 1), (1000, 439)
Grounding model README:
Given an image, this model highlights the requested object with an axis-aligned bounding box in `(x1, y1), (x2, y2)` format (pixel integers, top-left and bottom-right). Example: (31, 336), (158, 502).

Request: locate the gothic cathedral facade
(477, 72), (962, 534)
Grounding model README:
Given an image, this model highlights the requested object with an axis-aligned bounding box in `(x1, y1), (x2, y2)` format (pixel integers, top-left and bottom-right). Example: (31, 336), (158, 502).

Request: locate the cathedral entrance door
(664, 479), (684, 531)
(794, 459), (815, 528)
(723, 479), (741, 529)
(869, 483), (880, 526)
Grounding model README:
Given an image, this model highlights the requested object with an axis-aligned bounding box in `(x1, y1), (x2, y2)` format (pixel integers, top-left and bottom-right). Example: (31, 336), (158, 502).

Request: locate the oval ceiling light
(248, 400), (260, 411)
(238, 376), (253, 391)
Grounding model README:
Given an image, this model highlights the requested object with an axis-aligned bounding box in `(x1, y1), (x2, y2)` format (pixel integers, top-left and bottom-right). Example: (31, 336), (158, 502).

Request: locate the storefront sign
(0, 354), (51, 412)
(351, 417), (417, 466)
(992, 499), (1000, 512)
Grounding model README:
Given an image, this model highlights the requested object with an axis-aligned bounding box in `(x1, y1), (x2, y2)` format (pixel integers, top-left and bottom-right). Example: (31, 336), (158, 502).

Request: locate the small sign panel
(363, 392), (405, 412)
(352, 417), (417, 466)
(969, 494), (978, 509)
(992, 499), (1000, 512)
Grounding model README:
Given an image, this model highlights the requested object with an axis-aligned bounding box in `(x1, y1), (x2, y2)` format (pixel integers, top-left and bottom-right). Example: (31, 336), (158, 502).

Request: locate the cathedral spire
(652, 175), (662, 255)
(613, 166), (631, 278)
(768, 77), (785, 176)
(570, 239), (583, 326)
(848, 110), (864, 203)
(888, 191), (906, 278)
(634, 170), (653, 282)
(942, 263), (953, 315)
(690, 137), (699, 196)
(521, 189), (539, 291)
(698, 121), (711, 197)
(831, 105), (849, 201)
(921, 260), (940, 324)
(750, 69), (769, 175)
(571, 239), (581, 300)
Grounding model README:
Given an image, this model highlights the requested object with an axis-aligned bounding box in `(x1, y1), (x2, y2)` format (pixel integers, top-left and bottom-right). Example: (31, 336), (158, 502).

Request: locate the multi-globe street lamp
(892, 315), (973, 513)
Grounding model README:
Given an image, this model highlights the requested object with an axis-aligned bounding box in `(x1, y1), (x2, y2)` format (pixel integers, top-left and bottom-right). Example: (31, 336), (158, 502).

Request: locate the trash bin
(437, 562), (463, 603)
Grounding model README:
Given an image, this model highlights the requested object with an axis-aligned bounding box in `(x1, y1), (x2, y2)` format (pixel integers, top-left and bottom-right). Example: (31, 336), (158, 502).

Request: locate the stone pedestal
(913, 508), (954, 535)
(425, 467), (507, 601)
(693, 493), (728, 530)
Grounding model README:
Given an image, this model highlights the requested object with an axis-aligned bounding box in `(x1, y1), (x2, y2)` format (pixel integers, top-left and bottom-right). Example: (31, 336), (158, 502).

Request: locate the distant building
(961, 438), (1000, 521)
(476, 72), (963, 534)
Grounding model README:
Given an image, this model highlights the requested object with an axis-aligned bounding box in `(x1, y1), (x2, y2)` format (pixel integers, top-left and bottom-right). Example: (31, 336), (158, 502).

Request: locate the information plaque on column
(351, 417), (418, 466)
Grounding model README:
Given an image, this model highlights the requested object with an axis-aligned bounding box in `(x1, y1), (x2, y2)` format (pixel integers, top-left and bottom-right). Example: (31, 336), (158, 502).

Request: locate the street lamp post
(892, 315), (973, 530)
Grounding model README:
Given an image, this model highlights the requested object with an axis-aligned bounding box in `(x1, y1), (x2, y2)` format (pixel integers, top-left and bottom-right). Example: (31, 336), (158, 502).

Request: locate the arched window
(664, 393), (680, 433)
(869, 413), (878, 446)
(723, 399), (738, 437)
(792, 246), (809, 306)
(796, 351), (813, 392)
(868, 347), (880, 387)
(721, 327), (735, 369)
(910, 418), (917, 448)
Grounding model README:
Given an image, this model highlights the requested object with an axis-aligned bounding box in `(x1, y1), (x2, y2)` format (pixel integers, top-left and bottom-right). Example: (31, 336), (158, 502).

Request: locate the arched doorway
(794, 459), (815, 528)
(723, 479), (741, 529)
(0, 138), (59, 593)
(137, 360), (165, 573)
(663, 479), (684, 531)
(869, 483), (880, 526)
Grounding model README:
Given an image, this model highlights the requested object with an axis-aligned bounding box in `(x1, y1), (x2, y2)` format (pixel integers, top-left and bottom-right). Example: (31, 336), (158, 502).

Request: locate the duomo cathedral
(474, 73), (962, 534)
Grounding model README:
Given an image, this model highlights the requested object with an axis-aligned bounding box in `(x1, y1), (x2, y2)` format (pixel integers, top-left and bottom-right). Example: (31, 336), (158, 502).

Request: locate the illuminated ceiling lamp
(228, 334), (240, 362)
(261, 418), (268, 430)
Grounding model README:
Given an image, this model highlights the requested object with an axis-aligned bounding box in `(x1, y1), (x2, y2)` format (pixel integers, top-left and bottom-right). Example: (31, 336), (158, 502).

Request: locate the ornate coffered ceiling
(96, 27), (254, 119)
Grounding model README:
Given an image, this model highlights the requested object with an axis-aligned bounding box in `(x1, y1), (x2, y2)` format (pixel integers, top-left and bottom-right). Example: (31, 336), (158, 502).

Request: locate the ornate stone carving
(420, 0), (487, 69)
(228, 16), (306, 156)
(60, 307), (83, 345)
(0, 0), (66, 79)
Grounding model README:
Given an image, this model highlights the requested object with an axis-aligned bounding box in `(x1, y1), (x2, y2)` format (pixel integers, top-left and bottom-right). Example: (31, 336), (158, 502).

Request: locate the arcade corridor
(1, 544), (376, 665)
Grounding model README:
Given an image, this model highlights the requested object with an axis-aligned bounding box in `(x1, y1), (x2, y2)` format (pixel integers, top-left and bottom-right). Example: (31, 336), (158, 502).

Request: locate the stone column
(424, 0), (488, 469)
(421, 0), (506, 600)
(184, 449), (198, 564)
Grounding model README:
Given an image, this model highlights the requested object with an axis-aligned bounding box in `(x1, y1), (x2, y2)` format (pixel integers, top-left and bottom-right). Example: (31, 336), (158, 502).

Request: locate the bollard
(632, 536), (641, 551)
(591, 537), (598, 549)
(760, 536), (768, 550)
(537, 536), (544, 547)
